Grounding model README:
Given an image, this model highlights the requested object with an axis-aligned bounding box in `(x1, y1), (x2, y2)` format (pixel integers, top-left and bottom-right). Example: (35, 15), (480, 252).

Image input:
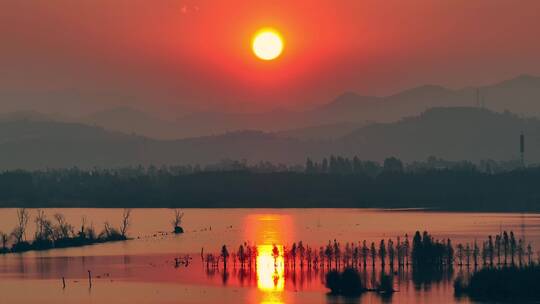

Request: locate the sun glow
(256, 244), (285, 291)
(245, 214), (289, 304)
(252, 29), (284, 61)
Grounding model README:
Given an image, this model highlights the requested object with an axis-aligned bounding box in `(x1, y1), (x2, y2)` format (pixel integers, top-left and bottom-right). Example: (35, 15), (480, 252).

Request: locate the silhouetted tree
(517, 239), (524, 267)
(321, 158), (329, 173)
(383, 157), (404, 174)
(0, 231), (8, 253)
(495, 235), (502, 265)
(53, 213), (73, 240)
(446, 239), (454, 266)
(388, 239), (395, 268)
(171, 209), (184, 233)
(237, 244), (245, 268)
(272, 244), (280, 267)
(370, 242), (377, 268)
(361, 240), (368, 268)
(473, 240), (479, 267)
(291, 242), (297, 268)
(488, 235), (494, 266)
(333, 240), (341, 269)
(527, 243), (533, 265)
(465, 243), (471, 267)
(379, 239), (387, 267)
(510, 231), (516, 265)
(325, 241), (333, 268)
(456, 244), (464, 266)
(12, 208), (30, 244)
(503, 231), (509, 265)
(298, 241), (306, 268)
(119, 209), (131, 238)
(481, 241), (488, 266)
(412, 231), (423, 265)
(305, 158), (315, 173)
(404, 234), (410, 266)
(221, 245), (229, 269)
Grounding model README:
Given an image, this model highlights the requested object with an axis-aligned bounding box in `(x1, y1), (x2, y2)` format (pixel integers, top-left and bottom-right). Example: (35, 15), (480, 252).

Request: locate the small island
(1, 208), (132, 254)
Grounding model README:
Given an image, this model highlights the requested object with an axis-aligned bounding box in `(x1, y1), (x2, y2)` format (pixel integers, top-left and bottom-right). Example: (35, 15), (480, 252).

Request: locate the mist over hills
(118, 74), (540, 139)
(80, 107), (181, 139)
(341, 107), (539, 162)
(0, 107), (538, 170)
(2, 74), (539, 140)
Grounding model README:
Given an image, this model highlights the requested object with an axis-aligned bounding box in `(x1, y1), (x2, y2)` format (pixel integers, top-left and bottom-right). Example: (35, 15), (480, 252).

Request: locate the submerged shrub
(325, 268), (364, 296)
(455, 266), (540, 300)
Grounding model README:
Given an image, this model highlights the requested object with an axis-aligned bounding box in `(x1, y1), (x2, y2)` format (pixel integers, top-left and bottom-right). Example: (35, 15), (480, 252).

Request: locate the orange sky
(1, 0), (540, 116)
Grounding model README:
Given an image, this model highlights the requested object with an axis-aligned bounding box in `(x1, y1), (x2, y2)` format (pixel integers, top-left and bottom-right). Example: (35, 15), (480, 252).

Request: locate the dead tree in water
(120, 209), (132, 238)
(54, 213), (74, 239)
(171, 209), (184, 234)
(0, 231), (8, 252)
(12, 208), (30, 244)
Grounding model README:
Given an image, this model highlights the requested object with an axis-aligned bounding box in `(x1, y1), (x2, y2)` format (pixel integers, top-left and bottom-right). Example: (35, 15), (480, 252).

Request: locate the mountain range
(2, 74), (539, 140)
(0, 107), (538, 170)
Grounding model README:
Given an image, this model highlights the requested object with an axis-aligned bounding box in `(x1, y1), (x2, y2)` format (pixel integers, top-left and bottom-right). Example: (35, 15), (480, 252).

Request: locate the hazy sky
(1, 0), (540, 116)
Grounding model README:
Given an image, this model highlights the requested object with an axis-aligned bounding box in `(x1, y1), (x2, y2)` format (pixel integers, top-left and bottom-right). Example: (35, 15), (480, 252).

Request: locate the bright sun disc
(252, 29), (283, 61)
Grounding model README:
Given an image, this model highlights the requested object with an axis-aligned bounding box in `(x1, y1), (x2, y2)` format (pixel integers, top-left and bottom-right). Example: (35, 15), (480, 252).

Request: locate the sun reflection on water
(256, 244), (284, 291)
(245, 214), (291, 304)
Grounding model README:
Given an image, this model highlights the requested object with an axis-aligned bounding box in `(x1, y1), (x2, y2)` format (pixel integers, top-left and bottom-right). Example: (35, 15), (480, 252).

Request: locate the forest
(0, 156), (538, 211)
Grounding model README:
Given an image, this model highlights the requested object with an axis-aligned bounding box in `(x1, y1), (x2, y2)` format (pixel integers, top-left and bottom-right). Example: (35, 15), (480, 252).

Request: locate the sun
(252, 28), (284, 61)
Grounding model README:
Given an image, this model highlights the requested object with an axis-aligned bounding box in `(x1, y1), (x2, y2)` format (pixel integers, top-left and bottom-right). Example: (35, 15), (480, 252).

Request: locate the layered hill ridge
(1, 74), (539, 139)
(0, 107), (538, 170)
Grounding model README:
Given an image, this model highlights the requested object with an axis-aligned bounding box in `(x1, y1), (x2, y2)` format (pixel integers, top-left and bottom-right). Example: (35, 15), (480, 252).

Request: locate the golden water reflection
(246, 214), (291, 304)
(256, 244), (284, 291)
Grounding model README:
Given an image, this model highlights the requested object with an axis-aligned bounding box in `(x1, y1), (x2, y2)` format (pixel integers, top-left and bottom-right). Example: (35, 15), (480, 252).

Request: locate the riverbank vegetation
(0, 208), (132, 254)
(0, 157), (540, 210)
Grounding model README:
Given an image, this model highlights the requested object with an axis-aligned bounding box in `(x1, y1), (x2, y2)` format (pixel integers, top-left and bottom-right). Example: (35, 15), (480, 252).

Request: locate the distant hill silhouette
(168, 74), (540, 138)
(0, 110), (70, 123)
(5, 74), (537, 139)
(274, 122), (367, 140)
(341, 107), (539, 162)
(0, 107), (539, 169)
(80, 106), (181, 139)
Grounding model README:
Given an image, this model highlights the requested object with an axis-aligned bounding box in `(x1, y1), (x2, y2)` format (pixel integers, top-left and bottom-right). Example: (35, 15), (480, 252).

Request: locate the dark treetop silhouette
(0, 159), (539, 211)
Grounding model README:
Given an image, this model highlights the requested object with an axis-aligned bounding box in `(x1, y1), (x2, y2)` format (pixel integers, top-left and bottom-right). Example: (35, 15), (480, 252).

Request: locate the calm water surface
(1, 208), (539, 304)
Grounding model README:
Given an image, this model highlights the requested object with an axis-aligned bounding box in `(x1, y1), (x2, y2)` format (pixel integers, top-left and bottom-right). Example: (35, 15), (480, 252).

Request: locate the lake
(1, 208), (539, 303)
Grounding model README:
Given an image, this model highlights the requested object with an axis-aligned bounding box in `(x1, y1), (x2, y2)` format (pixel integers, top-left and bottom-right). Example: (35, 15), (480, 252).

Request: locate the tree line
(0, 157), (539, 210)
(202, 230), (538, 299)
(204, 230), (535, 273)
